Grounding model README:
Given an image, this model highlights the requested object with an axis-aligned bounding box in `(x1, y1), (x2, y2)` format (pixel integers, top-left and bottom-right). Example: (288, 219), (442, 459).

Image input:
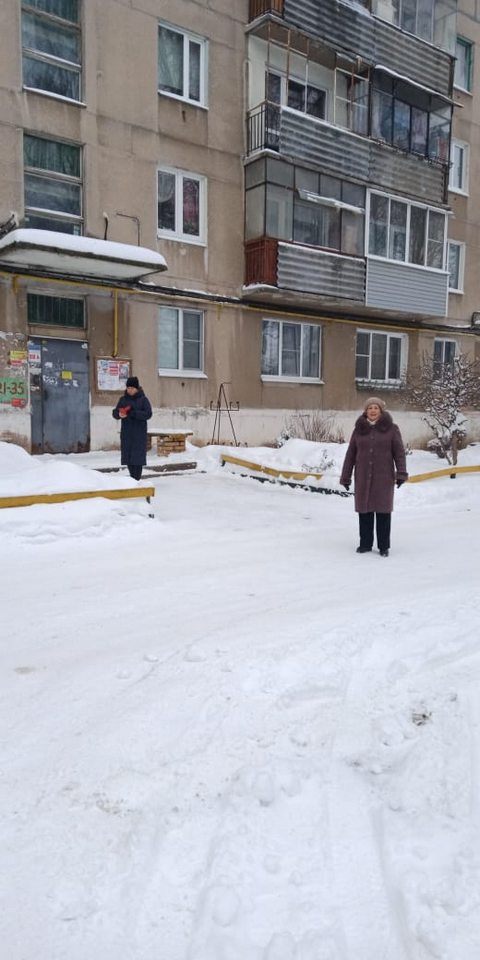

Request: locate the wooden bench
(147, 429), (193, 456)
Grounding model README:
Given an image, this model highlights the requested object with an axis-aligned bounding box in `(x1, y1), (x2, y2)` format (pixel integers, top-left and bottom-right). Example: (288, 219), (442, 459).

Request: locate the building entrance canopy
(0, 229), (167, 281)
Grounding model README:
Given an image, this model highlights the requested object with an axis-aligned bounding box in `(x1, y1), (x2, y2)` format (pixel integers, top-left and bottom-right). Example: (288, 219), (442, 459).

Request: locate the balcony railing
(247, 103), (281, 154)
(249, 0), (284, 20)
(245, 237), (278, 286)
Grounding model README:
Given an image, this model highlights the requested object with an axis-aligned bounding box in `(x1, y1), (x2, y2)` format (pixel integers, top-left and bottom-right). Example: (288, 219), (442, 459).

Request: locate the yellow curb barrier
(407, 464), (480, 483)
(222, 454), (323, 482)
(0, 486), (155, 510)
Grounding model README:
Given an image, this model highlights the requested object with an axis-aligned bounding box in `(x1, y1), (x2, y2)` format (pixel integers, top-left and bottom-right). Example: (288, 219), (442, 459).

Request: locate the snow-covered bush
(278, 412), (345, 446)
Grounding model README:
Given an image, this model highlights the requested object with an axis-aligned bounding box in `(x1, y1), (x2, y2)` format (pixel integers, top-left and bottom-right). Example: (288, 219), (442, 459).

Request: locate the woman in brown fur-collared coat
(340, 397), (408, 557)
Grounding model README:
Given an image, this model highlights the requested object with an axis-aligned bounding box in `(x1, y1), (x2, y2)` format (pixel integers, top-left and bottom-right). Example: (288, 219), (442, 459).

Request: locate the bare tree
(405, 352), (480, 468)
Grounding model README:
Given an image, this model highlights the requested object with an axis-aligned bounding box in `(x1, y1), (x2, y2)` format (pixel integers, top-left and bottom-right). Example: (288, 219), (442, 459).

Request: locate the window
(454, 37), (473, 92)
(245, 158), (365, 256)
(158, 23), (207, 106)
(23, 133), (82, 234)
(157, 168), (206, 243)
(449, 141), (469, 194)
(447, 241), (465, 293)
(334, 58), (370, 135)
(433, 338), (456, 380)
(266, 71), (327, 120)
(371, 72), (450, 162)
(394, 0), (434, 44)
(356, 330), (406, 384)
(368, 192), (447, 271)
(158, 307), (203, 373)
(261, 319), (321, 380)
(22, 0), (81, 101)
(27, 292), (84, 327)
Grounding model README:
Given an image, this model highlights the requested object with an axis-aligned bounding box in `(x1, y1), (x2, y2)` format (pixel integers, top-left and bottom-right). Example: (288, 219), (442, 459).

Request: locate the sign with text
(96, 358), (130, 392)
(0, 376), (27, 405)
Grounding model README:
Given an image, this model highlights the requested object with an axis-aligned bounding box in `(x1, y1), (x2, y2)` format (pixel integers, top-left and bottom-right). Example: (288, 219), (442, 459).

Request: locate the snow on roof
(0, 228), (167, 280)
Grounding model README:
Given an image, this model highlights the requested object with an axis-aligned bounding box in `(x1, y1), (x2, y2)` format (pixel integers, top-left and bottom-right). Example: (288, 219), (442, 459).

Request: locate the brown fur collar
(355, 411), (393, 434)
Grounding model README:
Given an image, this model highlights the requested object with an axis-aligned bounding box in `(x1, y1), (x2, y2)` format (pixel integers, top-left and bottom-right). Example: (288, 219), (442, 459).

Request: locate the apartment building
(0, 0), (479, 453)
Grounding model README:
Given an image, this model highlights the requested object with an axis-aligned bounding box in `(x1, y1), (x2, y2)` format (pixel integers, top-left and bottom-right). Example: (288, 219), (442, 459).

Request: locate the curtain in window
(22, 13), (80, 61)
(25, 173), (81, 214)
(409, 206), (426, 264)
(427, 211), (445, 269)
(389, 200), (407, 261)
(282, 323), (301, 376)
(158, 27), (183, 96)
(158, 172), (176, 231)
(23, 57), (80, 99)
(182, 178), (200, 236)
(448, 244), (460, 289)
(388, 337), (401, 379)
(158, 308), (179, 369)
(188, 40), (201, 101)
(261, 320), (279, 375)
(369, 195), (388, 257)
(302, 325), (320, 378)
(24, 135), (80, 177)
(371, 333), (387, 380)
(28, 0), (79, 22)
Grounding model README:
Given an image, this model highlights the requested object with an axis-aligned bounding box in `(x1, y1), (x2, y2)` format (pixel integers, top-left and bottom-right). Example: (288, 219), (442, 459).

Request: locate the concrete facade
(0, 0), (479, 452)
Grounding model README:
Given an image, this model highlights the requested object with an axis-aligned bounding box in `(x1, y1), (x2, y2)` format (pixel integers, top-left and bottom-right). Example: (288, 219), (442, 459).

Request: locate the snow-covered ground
(1, 438), (480, 960)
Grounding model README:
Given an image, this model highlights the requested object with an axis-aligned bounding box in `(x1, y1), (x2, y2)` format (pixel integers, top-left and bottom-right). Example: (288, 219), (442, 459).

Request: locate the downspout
(112, 289), (119, 358)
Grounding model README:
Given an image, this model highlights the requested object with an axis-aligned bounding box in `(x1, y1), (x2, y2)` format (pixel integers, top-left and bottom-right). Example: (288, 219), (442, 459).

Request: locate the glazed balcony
(248, 0), (454, 98)
(247, 103), (448, 206)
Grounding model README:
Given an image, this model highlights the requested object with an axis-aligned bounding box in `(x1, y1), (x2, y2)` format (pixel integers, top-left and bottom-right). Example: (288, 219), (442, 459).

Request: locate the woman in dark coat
(112, 376), (152, 480)
(340, 397), (408, 557)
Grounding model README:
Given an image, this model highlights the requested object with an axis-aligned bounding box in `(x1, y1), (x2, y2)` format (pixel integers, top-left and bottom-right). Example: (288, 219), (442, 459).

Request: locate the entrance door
(29, 338), (90, 454)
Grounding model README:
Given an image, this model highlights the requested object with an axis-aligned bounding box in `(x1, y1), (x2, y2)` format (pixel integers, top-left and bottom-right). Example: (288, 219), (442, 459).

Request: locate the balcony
(247, 104), (447, 205)
(245, 237), (366, 302)
(248, 0), (453, 97)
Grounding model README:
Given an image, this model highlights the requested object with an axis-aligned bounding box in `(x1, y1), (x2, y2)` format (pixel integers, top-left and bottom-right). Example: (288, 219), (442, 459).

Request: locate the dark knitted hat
(126, 376), (139, 389)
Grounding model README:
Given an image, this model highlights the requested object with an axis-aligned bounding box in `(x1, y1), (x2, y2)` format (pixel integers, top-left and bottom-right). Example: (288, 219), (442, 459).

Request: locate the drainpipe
(113, 289), (119, 358)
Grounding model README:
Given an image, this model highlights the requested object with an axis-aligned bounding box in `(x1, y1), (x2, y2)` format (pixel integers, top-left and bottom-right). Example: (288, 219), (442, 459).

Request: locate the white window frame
(355, 328), (408, 386)
(261, 318), (322, 383)
(449, 140), (469, 195)
(454, 37), (473, 93)
(447, 241), (465, 293)
(366, 190), (447, 273)
(158, 22), (208, 107)
(157, 167), (207, 245)
(433, 337), (457, 381)
(157, 306), (206, 377)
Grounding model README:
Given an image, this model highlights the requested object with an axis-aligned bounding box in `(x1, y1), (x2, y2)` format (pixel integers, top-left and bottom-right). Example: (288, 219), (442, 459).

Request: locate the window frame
(27, 291), (85, 328)
(23, 132), (83, 234)
(21, 1), (82, 103)
(158, 21), (208, 108)
(454, 37), (473, 93)
(433, 337), (457, 380)
(261, 318), (322, 383)
(355, 328), (408, 386)
(447, 240), (465, 294)
(157, 166), (207, 245)
(367, 190), (447, 273)
(157, 305), (205, 377)
(265, 69), (328, 121)
(449, 140), (469, 195)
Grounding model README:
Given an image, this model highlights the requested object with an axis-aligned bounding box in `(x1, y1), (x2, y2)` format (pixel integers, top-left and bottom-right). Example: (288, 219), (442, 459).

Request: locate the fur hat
(363, 396), (386, 412)
(126, 376), (139, 389)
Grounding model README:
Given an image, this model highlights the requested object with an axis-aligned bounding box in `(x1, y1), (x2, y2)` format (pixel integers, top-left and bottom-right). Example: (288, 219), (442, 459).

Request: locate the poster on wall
(96, 358), (131, 392)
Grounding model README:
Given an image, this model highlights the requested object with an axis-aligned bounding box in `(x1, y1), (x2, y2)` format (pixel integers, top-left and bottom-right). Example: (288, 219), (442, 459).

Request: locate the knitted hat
(126, 376), (139, 389)
(364, 396), (386, 412)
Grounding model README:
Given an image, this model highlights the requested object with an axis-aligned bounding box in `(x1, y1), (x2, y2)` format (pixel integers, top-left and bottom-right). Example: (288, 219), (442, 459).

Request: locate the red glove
(119, 405), (131, 418)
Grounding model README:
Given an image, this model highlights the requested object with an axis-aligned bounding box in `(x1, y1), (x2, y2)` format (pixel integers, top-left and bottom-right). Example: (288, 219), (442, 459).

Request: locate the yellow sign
(61, 370), (73, 380)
